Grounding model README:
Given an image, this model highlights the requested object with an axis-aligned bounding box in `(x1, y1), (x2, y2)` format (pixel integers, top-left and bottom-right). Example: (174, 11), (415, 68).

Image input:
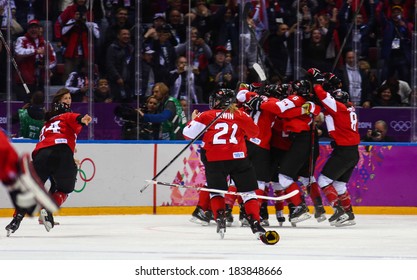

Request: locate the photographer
(114, 95), (160, 140)
(54, 0), (99, 81)
(362, 120), (396, 142)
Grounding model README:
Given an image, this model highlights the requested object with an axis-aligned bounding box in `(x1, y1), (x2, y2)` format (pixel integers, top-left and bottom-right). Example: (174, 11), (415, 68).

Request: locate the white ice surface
(1, 214), (416, 260)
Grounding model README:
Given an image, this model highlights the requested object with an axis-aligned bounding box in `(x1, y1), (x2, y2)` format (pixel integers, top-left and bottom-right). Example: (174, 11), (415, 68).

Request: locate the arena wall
(0, 141), (416, 217)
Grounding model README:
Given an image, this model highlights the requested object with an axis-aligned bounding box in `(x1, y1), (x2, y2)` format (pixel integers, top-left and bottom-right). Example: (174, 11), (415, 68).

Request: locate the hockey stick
(253, 62), (267, 82)
(253, 62), (267, 95)
(139, 104), (231, 193)
(146, 180), (299, 201)
(0, 30), (30, 94)
(307, 116), (316, 191)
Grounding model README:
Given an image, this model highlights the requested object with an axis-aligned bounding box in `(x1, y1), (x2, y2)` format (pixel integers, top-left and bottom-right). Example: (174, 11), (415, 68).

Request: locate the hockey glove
(307, 68), (325, 85)
(324, 72), (342, 89)
(244, 95), (264, 111)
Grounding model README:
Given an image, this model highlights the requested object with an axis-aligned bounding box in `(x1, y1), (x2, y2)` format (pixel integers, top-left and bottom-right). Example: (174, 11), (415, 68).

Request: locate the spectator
(12, 91), (45, 140)
(266, 22), (297, 82)
(372, 83), (401, 107)
(139, 82), (186, 140)
(302, 26), (335, 73)
(316, 7), (341, 69)
(336, 50), (372, 108)
(93, 78), (112, 103)
(187, 0), (213, 43)
(99, 7), (133, 75)
(179, 97), (189, 120)
(338, 0), (377, 60)
(152, 13), (166, 30)
(206, 46), (235, 101)
(166, 8), (186, 45)
(106, 28), (134, 102)
(382, 76), (411, 106)
(357, 59), (379, 99)
(64, 61), (98, 102)
(114, 94), (160, 140)
(379, 4), (413, 84)
(362, 120), (396, 142)
(139, 44), (161, 103)
(210, 1), (239, 55)
(54, 0), (99, 81)
(139, 95), (161, 140)
(13, 19), (57, 103)
(168, 55), (200, 104)
(151, 24), (178, 80)
(175, 26), (212, 99)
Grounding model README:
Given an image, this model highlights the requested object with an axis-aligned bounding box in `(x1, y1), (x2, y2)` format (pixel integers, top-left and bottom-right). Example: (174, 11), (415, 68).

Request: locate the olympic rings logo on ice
(390, 121), (412, 132)
(75, 158), (96, 193)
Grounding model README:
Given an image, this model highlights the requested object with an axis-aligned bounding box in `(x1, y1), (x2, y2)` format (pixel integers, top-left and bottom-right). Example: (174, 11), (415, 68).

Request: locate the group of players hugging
(188, 67), (359, 242)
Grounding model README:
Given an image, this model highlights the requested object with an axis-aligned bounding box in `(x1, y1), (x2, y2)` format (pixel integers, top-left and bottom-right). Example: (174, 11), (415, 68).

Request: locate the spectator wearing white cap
(13, 19), (57, 102)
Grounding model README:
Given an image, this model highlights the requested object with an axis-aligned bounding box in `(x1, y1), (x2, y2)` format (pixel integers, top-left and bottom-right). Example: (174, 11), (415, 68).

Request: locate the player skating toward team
(5, 88), (92, 235)
(308, 68), (359, 227)
(183, 88), (279, 245)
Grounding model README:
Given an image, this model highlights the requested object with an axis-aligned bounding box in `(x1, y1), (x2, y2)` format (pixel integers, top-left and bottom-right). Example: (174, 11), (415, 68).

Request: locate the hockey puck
(260, 230), (280, 245)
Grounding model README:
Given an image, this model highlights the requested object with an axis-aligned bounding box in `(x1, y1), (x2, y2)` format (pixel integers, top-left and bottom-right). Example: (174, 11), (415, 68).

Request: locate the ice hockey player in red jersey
(5, 88), (92, 235)
(308, 68), (359, 227)
(247, 79), (322, 224)
(183, 88), (279, 245)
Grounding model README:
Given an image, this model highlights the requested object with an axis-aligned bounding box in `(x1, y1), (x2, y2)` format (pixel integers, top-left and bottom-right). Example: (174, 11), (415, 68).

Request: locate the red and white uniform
(14, 34), (57, 85)
(237, 89), (276, 150)
(313, 84), (360, 146)
(33, 113), (83, 157)
(270, 118), (292, 151)
(260, 95), (321, 133)
(183, 109), (259, 161)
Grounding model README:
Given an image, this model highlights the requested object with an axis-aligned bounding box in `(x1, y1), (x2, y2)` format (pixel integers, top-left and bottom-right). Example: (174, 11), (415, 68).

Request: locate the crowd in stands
(0, 0), (415, 140)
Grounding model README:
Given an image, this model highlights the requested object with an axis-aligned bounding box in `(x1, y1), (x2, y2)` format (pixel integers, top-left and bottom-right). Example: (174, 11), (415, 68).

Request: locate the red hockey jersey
(313, 84), (360, 146)
(182, 109), (259, 161)
(33, 112), (83, 157)
(260, 95), (321, 134)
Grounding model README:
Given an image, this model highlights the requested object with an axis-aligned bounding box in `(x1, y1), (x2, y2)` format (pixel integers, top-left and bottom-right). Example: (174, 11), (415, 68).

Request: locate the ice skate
(329, 205), (348, 226)
(205, 210), (215, 223)
(314, 204), (327, 223)
(276, 210), (285, 227)
(190, 206), (210, 225)
(288, 203), (297, 227)
(335, 211), (356, 227)
(289, 203), (311, 224)
(239, 204), (250, 227)
(225, 204), (234, 227)
(39, 209), (55, 232)
(5, 213), (24, 237)
(216, 210), (226, 239)
(38, 217), (60, 226)
(260, 202), (270, 226)
(248, 216), (266, 240)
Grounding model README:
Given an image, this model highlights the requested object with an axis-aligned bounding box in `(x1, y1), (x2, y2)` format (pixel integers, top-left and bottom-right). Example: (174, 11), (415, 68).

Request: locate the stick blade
(253, 63), (267, 81)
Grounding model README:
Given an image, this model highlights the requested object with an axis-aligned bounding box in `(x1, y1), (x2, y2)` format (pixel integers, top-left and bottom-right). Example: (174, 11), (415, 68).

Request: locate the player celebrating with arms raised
(308, 68), (359, 227)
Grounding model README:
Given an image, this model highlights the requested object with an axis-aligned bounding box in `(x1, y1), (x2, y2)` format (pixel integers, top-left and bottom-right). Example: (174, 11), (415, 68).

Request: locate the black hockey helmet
(331, 89), (350, 103)
(209, 88), (236, 109)
(292, 79), (312, 99)
(249, 82), (262, 93)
